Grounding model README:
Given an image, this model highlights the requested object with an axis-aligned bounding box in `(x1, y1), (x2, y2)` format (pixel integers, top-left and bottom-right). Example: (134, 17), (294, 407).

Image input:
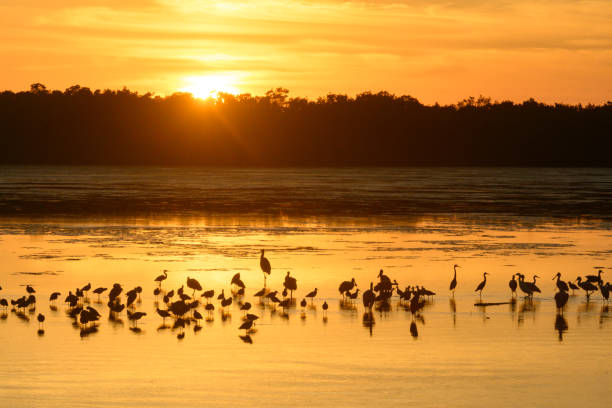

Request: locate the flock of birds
(1, 251), (610, 342)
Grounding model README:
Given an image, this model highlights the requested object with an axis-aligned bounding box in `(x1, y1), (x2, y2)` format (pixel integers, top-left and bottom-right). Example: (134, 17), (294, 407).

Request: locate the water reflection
(449, 298), (456, 327)
(362, 312), (375, 336)
(555, 314), (569, 342)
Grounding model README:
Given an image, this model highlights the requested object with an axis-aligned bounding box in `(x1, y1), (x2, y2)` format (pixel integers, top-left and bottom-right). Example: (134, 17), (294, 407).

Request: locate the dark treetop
(1, 84), (611, 166)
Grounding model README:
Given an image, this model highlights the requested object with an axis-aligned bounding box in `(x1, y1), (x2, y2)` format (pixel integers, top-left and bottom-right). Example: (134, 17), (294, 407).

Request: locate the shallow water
(1, 167), (612, 407)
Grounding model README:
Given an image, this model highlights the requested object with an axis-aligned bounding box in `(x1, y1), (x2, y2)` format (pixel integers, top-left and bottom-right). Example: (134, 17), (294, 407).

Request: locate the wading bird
(186, 277), (202, 297)
(363, 282), (376, 311)
(305, 288), (317, 304)
(37, 313), (45, 331)
(585, 269), (603, 284)
(260, 250), (271, 288)
(517, 274), (533, 297)
(338, 278), (357, 300)
(231, 273), (245, 290)
(509, 275), (517, 297)
(154, 270), (168, 287)
(475, 272), (489, 299)
(283, 272), (298, 299)
(576, 277), (598, 299)
(553, 273), (569, 293)
(92, 287), (107, 302)
(449, 264), (459, 295)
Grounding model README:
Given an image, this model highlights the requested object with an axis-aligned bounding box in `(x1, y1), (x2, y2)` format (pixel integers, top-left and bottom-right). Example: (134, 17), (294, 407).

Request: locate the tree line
(1, 83), (610, 166)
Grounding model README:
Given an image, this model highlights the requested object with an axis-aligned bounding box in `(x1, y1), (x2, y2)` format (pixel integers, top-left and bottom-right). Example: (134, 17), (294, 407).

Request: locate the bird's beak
(552, 275), (556, 280)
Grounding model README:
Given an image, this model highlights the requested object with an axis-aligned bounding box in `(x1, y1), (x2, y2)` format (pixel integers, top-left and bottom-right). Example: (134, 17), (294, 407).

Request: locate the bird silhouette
(92, 287), (107, 302)
(37, 313), (45, 330)
(240, 302), (252, 318)
(283, 272), (298, 299)
(568, 280), (579, 295)
(201, 289), (214, 303)
(186, 277), (202, 296)
(260, 249), (271, 288)
(108, 283), (123, 301)
(517, 274), (534, 297)
(529, 276), (542, 295)
(239, 319), (253, 332)
(363, 282), (376, 311)
(475, 272), (488, 299)
(585, 269), (603, 284)
(576, 277), (597, 298)
(26, 285), (36, 294)
(253, 288), (266, 298)
(127, 310), (146, 328)
(449, 264), (459, 295)
(338, 278), (357, 300)
(154, 270), (168, 287)
(231, 273), (246, 289)
(509, 275), (517, 297)
(300, 298), (307, 313)
(553, 273), (569, 293)
(305, 288), (317, 304)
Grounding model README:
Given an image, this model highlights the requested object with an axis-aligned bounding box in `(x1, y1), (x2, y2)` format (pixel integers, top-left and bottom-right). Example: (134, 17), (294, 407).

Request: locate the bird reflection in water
(362, 312), (375, 336)
(599, 305), (610, 328)
(554, 314), (568, 342)
(517, 298), (539, 326)
(410, 321), (418, 338)
(449, 298), (456, 327)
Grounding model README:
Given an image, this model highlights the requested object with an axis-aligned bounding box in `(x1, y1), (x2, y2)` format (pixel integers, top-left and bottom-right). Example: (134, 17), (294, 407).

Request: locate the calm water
(1, 167), (611, 407)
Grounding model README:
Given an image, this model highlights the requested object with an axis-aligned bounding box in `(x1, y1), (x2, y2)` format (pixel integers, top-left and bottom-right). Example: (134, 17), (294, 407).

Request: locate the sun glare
(180, 74), (241, 99)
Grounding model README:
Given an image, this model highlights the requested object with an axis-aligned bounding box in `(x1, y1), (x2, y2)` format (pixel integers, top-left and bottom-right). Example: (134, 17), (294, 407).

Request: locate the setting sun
(180, 74), (241, 99)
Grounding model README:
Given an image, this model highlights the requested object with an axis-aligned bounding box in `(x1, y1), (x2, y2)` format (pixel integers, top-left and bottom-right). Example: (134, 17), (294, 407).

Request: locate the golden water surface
(1, 215), (611, 407)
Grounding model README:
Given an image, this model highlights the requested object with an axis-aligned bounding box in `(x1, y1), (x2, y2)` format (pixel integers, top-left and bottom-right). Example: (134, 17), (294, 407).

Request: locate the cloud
(0, 0), (610, 103)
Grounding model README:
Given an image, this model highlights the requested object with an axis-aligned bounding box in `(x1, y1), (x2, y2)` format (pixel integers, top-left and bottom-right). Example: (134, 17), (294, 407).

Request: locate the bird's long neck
(453, 268), (457, 279)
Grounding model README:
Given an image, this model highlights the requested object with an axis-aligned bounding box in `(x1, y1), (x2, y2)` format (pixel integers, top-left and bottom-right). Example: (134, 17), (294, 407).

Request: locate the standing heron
(322, 301), (329, 317)
(553, 273), (569, 293)
(260, 250), (271, 288)
(475, 272), (489, 299)
(585, 269), (603, 284)
(517, 274), (533, 298)
(529, 276), (542, 295)
(363, 282), (376, 311)
(154, 270), (168, 287)
(449, 264), (460, 295)
(576, 277), (597, 299)
(509, 275), (518, 297)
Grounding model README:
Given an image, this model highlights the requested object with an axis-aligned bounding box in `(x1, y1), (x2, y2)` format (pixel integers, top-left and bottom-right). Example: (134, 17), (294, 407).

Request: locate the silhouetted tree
(0, 84), (610, 166)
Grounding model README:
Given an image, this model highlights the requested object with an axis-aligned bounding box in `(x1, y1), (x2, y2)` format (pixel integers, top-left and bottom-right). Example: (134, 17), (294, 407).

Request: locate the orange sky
(1, 0), (611, 104)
